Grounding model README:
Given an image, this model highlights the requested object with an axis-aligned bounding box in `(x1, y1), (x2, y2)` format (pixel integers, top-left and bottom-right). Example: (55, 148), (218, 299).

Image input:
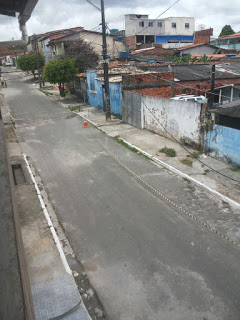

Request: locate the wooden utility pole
(100, 0), (111, 121)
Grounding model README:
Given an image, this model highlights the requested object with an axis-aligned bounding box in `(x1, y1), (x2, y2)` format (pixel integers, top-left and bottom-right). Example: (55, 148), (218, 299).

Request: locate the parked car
(171, 95), (207, 103)
(4, 61), (13, 66)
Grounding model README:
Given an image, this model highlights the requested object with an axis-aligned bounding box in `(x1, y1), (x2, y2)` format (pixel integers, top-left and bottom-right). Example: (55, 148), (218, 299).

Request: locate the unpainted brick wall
(136, 87), (173, 98)
(125, 36), (136, 50)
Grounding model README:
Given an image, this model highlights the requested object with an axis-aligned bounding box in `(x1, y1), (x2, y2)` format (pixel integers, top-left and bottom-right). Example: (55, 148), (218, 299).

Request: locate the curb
(73, 110), (240, 210)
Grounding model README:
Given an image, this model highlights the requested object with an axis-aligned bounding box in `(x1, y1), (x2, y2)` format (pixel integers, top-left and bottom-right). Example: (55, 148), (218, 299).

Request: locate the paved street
(3, 69), (240, 320)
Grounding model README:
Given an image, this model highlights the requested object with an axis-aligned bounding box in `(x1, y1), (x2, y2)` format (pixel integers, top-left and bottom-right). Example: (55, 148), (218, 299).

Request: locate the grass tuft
(180, 158), (193, 167)
(159, 146), (176, 157)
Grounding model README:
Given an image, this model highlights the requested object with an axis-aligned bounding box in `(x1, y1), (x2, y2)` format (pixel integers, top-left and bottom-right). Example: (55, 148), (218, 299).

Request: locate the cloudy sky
(0, 0), (239, 41)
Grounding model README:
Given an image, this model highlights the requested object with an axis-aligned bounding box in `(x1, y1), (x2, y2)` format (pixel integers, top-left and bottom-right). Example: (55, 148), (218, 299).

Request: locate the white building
(125, 14), (195, 49)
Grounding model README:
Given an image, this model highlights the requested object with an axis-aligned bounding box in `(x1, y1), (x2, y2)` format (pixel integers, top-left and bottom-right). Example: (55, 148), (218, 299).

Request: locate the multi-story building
(125, 14), (195, 49)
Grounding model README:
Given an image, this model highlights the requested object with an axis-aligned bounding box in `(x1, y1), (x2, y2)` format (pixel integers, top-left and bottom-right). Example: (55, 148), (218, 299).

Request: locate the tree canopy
(17, 54), (45, 77)
(64, 40), (99, 72)
(219, 25), (235, 37)
(44, 57), (78, 97)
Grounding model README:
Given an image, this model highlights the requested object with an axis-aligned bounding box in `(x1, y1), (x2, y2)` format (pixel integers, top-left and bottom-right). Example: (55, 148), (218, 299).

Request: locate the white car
(4, 62), (13, 66)
(171, 95), (207, 103)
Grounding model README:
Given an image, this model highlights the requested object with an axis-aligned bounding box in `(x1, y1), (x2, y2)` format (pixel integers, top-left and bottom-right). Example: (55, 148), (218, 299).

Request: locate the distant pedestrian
(0, 76), (4, 87)
(4, 80), (7, 88)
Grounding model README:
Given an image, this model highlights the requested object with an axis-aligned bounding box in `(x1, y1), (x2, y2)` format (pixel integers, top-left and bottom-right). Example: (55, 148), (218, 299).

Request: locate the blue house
(206, 101), (240, 166)
(86, 70), (122, 118)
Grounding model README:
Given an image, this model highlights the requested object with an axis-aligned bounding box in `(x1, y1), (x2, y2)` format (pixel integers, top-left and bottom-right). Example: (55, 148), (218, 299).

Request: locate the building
(207, 101), (240, 166)
(194, 28), (213, 44)
(49, 29), (126, 59)
(212, 32), (240, 51)
(125, 14), (195, 50)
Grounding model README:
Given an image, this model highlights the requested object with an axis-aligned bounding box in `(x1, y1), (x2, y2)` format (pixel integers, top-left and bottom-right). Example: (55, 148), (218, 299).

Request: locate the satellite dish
(198, 24), (205, 30)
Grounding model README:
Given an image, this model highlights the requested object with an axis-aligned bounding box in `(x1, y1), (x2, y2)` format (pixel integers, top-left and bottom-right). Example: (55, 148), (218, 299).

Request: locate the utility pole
(34, 34), (42, 89)
(100, 0), (111, 121)
(208, 64), (215, 110)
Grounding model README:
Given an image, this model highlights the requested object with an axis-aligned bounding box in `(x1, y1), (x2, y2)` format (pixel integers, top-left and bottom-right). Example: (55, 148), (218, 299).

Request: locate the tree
(64, 40), (99, 72)
(44, 57), (78, 97)
(219, 25), (235, 37)
(17, 54), (45, 77)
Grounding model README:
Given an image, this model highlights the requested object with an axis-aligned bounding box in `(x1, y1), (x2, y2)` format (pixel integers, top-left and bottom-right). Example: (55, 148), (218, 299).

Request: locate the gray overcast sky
(0, 0), (239, 41)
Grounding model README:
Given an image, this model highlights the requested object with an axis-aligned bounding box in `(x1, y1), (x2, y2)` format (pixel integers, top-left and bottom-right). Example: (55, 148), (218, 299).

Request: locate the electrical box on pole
(100, 0), (111, 121)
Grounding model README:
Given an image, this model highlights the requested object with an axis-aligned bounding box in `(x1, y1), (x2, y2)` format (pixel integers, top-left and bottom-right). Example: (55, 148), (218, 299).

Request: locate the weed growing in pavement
(180, 158), (193, 167)
(160, 146), (176, 157)
(68, 105), (80, 112)
(182, 177), (191, 183)
(112, 136), (149, 160)
(203, 169), (210, 175)
(230, 166), (240, 172)
(191, 151), (202, 159)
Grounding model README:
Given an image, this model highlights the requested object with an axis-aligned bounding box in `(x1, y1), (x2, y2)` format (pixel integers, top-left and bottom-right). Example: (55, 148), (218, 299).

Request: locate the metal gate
(122, 92), (142, 128)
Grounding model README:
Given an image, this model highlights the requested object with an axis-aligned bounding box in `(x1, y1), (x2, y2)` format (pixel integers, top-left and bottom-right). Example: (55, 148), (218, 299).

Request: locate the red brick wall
(175, 78), (240, 95)
(136, 87), (173, 98)
(194, 28), (213, 44)
(125, 36), (136, 50)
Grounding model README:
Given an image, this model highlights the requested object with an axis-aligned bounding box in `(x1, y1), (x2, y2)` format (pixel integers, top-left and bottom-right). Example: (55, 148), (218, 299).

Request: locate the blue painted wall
(109, 82), (122, 116)
(86, 70), (122, 117)
(86, 70), (104, 109)
(206, 124), (240, 166)
(155, 35), (194, 43)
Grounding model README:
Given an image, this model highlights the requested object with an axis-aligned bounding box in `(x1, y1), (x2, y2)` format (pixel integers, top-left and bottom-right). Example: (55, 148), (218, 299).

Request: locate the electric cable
(136, 93), (240, 183)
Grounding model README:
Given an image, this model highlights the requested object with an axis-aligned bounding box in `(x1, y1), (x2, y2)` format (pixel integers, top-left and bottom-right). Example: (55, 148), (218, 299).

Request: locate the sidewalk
(57, 94), (240, 207)
(1, 96), (91, 320)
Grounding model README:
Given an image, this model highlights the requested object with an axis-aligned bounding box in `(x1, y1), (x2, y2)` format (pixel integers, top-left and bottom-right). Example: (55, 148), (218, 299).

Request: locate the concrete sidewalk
(1, 95), (91, 320)
(57, 95), (240, 207)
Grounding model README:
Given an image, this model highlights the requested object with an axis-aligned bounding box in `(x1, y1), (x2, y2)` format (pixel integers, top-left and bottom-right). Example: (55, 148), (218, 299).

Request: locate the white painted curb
(70, 108), (240, 210)
(23, 154), (72, 275)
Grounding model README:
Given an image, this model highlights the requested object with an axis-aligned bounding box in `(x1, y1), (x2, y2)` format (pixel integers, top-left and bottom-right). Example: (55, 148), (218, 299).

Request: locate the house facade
(50, 30), (126, 59)
(125, 14), (195, 50)
(212, 32), (240, 51)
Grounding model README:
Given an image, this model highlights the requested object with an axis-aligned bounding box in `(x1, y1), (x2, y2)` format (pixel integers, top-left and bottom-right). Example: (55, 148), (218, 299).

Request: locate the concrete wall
(206, 124), (240, 166)
(142, 96), (201, 143)
(125, 15), (194, 37)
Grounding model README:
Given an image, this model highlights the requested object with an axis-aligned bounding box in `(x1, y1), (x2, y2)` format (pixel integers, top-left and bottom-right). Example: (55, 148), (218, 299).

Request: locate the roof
(177, 43), (217, 51)
(219, 32), (240, 40)
(210, 100), (240, 118)
(131, 47), (156, 55)
(51, 29), (121, 43)
(139, 63), (240, 81)
(191, 54), (226, 60)
(0, 47), (24, 57)
(38, 27), (83, 41)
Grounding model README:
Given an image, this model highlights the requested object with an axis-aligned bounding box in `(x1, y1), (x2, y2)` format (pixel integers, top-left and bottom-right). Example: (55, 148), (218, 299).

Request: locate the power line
(136, 93), (240, 183)
(85, 0), (101, 11)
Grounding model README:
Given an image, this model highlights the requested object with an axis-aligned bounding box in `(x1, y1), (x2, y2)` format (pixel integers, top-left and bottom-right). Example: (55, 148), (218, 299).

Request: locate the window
(139, 21), (144, 27)
(172, 22), (176, 28)
(148, 22), (153, 27)
(158, 22), (162, 27)
(90, 81), (95, 92)
(185, 23), (190, 29)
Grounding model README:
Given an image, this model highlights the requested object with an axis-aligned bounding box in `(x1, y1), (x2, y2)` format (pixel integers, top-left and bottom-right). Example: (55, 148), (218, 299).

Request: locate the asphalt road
(3, 68), (240, 320)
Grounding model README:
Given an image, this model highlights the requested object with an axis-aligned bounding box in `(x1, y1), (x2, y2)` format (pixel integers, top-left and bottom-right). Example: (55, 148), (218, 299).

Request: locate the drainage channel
(12, 164), (26, 185)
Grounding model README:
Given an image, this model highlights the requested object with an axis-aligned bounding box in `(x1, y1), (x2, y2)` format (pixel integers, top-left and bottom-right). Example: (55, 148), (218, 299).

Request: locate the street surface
(3, 68), (240, 320)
